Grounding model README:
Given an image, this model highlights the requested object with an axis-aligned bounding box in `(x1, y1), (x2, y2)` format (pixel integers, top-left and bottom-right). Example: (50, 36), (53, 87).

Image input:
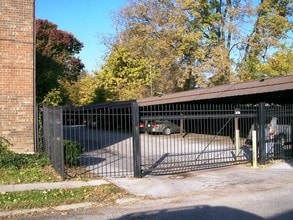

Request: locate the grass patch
(0, 166), (61, 185)
(0, 144), (62, 184)
(0, 139), (131, 213)
(0, 184), (128, 211)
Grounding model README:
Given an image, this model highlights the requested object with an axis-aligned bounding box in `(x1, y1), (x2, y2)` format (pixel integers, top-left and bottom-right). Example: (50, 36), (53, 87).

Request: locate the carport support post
(234, 108), (240, 160)
(291, 121), (293, 156)
(180, 114), (184, 137)
(131, 101), (142, 178)
(259, 102), (266, 164)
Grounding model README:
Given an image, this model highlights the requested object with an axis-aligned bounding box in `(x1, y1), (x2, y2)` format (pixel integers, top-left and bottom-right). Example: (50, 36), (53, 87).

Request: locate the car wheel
(164, 127), (171, 135)
(278, 133), (286, 145)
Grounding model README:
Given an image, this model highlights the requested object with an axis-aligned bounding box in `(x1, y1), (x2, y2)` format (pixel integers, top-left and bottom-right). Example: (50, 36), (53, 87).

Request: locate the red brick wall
(0, 0), (35, 152)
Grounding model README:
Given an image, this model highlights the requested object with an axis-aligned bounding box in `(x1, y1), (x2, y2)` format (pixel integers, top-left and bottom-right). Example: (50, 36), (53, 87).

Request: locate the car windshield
(153, 120), (171, 124)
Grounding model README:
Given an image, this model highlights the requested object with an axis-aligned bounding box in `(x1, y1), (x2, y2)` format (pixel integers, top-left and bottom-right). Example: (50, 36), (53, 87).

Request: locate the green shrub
(0, 136), (50, 169)
(64, 140), (83, 167)
(0, 151), (50, 169)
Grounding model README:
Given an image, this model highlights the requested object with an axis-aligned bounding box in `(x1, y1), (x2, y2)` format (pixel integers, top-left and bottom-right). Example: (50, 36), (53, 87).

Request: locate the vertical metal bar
(259, 102), (266, 164)
(132, 101), (142, 177)
(59, 106), (65, 180)
(43, 106), (47, 153)
(119, 107), (123, 176)
(107, 107), (110, 176)
(234, 108), (240, 160)
(291, 119), (293, 157)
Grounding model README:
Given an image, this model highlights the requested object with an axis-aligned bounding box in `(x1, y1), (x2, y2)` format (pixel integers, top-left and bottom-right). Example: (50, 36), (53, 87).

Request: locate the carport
(136, 75), (293, 176)
(137, 75), (293, 105)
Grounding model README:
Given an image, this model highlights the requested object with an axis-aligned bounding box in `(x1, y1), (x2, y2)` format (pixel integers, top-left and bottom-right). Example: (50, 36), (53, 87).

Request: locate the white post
(235, 129), (240, 160)
(234, 115), (240, 160)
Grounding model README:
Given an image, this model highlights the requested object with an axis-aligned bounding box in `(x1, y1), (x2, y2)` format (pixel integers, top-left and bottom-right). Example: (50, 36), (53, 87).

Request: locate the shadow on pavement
(63, 126), (131, 152)
(78, 156), (105, 166)
(111, 205), (293, 220)
(287, 161), (293, 167)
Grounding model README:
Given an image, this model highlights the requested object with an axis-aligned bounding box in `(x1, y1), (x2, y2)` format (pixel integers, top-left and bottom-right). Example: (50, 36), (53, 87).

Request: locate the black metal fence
(260, 103), (293, 162)
(40, 102), (293, 179)
(41, 105), (64, 179)
(62, 101), (137, 178)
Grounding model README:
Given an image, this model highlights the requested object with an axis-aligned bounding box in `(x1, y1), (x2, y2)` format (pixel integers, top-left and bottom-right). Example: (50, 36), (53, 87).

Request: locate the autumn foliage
(36, 19), (84, 104)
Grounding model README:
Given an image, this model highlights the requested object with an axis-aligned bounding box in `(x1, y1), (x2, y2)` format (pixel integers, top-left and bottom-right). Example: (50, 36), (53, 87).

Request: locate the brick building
(0, 0), (35, 152)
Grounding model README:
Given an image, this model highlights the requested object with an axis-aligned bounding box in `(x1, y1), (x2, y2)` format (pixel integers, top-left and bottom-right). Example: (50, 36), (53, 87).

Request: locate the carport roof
(137, 75), (293, 106)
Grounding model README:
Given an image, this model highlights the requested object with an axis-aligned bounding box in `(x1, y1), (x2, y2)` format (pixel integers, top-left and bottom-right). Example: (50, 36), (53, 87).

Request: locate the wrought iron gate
(139, 104), (257, 175)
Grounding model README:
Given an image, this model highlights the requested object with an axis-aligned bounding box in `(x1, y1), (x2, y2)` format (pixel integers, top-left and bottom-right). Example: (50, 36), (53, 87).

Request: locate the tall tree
(100, 0), (291, 100)
(95, 46), (148, 101)
(36, 19), (84, 104)
(256, 46), (293, 77)
(239, 0), (292, 80)
(106, 0), (208, 97)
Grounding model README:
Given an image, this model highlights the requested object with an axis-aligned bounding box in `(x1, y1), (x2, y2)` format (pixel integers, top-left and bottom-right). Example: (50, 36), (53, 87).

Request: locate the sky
(36, 0), (128, 73)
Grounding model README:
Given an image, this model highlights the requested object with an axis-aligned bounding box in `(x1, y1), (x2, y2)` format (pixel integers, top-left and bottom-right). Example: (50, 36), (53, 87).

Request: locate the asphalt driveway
(13, 161), (293, 220)
(107, 161), (293, 198)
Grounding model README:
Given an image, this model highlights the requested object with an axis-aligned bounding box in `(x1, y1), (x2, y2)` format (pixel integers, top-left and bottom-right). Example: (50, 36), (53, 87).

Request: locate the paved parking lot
(64, 126), (249, 176)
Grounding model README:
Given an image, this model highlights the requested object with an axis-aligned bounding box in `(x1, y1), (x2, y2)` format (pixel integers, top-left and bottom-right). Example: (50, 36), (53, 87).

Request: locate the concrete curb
(0, 202), (95, 218)
(0, 179), (109, 192)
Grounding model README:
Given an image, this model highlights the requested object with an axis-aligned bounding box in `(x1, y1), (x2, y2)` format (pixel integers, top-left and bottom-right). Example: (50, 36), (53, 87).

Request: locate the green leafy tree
(178, 0), (246, 85)
(115, 0), (207, 94)
(256, 47), (293, 77)
(95, 46), (149, 101)
(104, 0), (246, 96)
(63, 73), (106, 106)
(100, 0), (291, 99)
(42, 88), (65, 106)
(36, 19), (84, 104)
(239, 0), (292, 80)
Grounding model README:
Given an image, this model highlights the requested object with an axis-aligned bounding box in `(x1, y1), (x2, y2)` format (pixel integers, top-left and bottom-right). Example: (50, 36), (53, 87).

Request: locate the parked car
(146, 120), (181, 135)
(139, 121), (145, 133)
(87, 121), (96, 128)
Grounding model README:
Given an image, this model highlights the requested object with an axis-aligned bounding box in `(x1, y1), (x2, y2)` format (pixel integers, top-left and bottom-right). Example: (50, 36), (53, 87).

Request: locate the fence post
(234, 108), (240, 160)
(291, 120), (293, 156)
(259, 102), (266, 164)
(42, 105), (65, 180)
(59, 107), (65, 180)
(131, 101), (142, 178)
